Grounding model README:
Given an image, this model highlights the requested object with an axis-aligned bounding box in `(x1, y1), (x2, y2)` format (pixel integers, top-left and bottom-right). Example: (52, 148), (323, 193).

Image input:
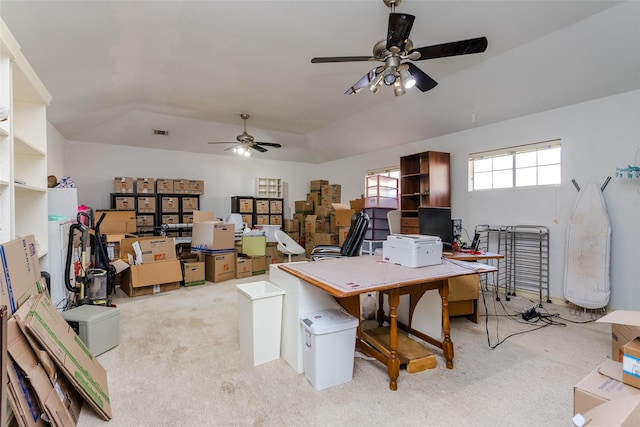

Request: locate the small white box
(301, 309), (359, 390)
(236, 281), (285, 366)
(382, 234), (443, 268)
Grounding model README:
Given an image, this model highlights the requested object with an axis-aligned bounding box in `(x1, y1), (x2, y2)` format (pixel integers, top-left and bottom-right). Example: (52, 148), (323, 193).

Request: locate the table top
(443, 251), (504, 261)
(278, 256), (497, 298)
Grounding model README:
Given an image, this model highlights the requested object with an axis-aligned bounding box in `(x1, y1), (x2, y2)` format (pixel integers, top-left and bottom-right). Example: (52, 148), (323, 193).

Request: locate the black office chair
(310, 211), (370, 261)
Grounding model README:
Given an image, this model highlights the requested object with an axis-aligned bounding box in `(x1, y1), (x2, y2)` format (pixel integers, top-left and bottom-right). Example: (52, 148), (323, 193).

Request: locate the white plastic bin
(301, 309), (359, 390)
(236, 281), (285, 365)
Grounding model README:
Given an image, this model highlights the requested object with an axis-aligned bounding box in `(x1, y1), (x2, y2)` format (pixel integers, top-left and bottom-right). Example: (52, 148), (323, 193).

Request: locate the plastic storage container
(301, 309), (359, 390)
(236, 281), (285, 365)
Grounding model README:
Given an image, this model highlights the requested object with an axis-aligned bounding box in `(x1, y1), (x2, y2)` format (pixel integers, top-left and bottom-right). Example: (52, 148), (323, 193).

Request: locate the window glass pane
(493, 154), (513, 170)
(538, 164), (561, 185)
(516, 166), (537, 187)
(474, 158), (493, 172)
(474, 171), (493, 189)
(538, 147), (561, 165)
(493, 170), (513, 188)
(516, 151), (536, 168)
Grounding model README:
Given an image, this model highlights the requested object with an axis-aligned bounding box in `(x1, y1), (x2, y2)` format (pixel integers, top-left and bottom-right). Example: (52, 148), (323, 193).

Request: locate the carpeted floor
(77, 273), (610, 427)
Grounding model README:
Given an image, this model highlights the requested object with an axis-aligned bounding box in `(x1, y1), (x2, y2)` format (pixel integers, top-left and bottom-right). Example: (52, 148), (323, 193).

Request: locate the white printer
(382, 234), (443, 268)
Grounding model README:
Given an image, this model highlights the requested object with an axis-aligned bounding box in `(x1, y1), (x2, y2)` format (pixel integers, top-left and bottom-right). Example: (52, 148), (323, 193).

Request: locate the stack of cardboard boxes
(291, 180), (364, 257)
(573, 311), (640, 423)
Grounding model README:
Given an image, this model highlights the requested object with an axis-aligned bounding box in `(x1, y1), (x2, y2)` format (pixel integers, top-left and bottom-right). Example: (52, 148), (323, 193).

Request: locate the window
(468, 140), (561, 191)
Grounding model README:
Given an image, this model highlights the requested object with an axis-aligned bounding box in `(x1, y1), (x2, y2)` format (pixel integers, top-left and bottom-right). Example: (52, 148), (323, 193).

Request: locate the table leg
(387, 290), (400, 391)
(439, 280), (454, 369)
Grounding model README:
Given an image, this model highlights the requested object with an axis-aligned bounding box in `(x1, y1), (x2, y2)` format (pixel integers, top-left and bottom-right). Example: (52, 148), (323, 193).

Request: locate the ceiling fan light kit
(311, 0), (488, 97)
(207, 113), (282, 156)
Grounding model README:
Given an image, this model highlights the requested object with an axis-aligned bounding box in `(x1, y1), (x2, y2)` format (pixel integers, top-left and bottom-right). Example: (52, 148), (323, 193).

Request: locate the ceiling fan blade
(207, 141), (234, 145)
(387, 13), (415, 51)
(344, 68), (377, 95)
(311, 56), (372, 63)
(407, 63), (438, 92)
(249, 144), (268, 153)
(410, 36), (488, 61)
(255, 142), (282, 148)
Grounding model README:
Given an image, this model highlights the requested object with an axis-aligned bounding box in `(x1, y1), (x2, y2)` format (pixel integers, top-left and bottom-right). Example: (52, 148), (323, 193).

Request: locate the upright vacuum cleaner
(64, 211), (117, 307)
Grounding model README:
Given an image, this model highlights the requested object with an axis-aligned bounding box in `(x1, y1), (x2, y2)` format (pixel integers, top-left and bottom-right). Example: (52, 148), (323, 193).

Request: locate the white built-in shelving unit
(256, 177), (283, 198)
(1, 19), (51, 256)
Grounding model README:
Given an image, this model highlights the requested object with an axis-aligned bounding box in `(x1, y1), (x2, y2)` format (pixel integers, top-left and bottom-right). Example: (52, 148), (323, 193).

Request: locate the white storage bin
(61, 305), (120, 356)
(301, 309), (358, 390)
(236, 281), (285, 365)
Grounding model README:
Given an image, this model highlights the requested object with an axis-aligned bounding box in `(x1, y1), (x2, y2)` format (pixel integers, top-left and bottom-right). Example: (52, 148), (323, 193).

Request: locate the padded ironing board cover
(563, 181), (611, 309)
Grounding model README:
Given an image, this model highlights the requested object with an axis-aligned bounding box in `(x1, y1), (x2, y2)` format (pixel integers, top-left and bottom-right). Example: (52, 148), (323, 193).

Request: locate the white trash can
(301, 309), (359, 390)
(236, 281), (285, 366)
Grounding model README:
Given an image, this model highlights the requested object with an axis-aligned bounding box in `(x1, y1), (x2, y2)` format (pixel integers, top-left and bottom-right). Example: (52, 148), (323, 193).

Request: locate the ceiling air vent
(153, 129), (169, 136)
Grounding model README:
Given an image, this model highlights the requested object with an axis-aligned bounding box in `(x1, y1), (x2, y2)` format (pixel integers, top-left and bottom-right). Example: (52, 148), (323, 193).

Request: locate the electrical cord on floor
(479, 287), (565, 349)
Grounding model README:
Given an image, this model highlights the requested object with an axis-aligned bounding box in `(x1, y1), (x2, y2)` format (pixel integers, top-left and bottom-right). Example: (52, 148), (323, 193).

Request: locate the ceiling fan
(311, 0), (488, 96)
(207, 113), (282, 156)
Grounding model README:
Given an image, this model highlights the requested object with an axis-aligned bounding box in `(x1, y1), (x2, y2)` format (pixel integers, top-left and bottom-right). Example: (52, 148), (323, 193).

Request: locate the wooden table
(278, 256), (496, 391)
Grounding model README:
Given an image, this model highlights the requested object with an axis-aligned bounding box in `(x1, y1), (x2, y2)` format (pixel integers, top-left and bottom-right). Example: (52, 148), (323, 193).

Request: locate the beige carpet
(77, 273), (610, 427)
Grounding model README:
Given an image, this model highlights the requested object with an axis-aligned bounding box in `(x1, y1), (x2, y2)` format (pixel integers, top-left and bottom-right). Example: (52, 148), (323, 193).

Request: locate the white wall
(316, 90), (640, 310)
(59, 89), (640, 310)
(63, 142), (318, 220)
(46, 121), (67, 180)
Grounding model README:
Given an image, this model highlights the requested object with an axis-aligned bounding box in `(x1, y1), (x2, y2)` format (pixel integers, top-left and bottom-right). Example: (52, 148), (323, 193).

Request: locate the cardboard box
(251, 255), (267, 275)
(193, 210), (215, 223)
(270, 199), (283, 214)
(236, 256), (253, 279)
(597, 310), (640, 362)
(321, 184), (341, 203)
(305, 215), (330, 234)
(113, 176), (134, 193)
(136, 214), (155, 227)
(161, 196), (179, 213)
(182, 214), (194, 224)
(295, 200), (313, 214)
(135, 177), (155, 194)
(307, 192), (321, 207)
(314, 233), (338, 246)
(182, 197), (199, 212)
(232, 197), (254, 213)
(623, 338), (640, 389)
(114, 196), (134, 210)
(573, 359), (640, 416)
(204, 252), (236, 283)
(191, 222), (235, 252)
(188, 179), (204, 195)
(173, 179), (189, 194)
(265, 243), (284, 264)
(337, 226), (350, 246)
(137, 196), (156, 213)
(350, 197), (365, 212)
(0, 235), (42, 314)
(14, 293), (112, 420)
(283, 219), (299, 233)
(270, 215), (282, 226)
(332, 203), (355, 227)
(95, 209), (137, 234)
(182, 261), (205, 287)
(310, 180), (329, 191)
(241, 214), (252, 226)
(161, 214), (180, 225)
(578, 395), (640, 426)
(242, 235), (267, 256)
(138, 237), (176, 264)
(156, 178), (174, 194)
(256, 215), (269, 225)
(255, 199), (269, 214)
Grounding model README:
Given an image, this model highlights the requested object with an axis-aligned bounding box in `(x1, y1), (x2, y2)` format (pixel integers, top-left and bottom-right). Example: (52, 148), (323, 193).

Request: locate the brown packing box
(255, 215), (269, 225)
(295, 200), (313, 214)
(7, 316), (83, 426)
(135, 177), (155, 194)
(137, 196), (156, 213)
(314, 233), (338, 246)
(236, 256), (252, 279)
(95, 209), (137, 234)
(255, 199), (269, 214)
(623, 338), (640, 389)
(204, 252), (236, 283)
(137, 214), (155, 227)
(265, 243), (284, 264)
(161, 214), (180, 225)
(191, 222), (235, 251)
(188, 179), (204, 195)
(573, 359), (640, 416)
(182, 261), (205, 286)
(579, 395), (640, 426)
(251, 255), (267, 275)
(283, 219), (299, 233)
(597, 310), (640, 362)
(113, 176), (134, 193)
(0, 235), (42, 315)
(321, 184), (341, 203)
(114, 196), (134, 210)
(161, 196), (179, 212)
(119, 236), (183, 297)
(14, 293), (112, 420)
(193, 210), (215, 223)
(241, 214), (253, 226)
(270, 199), (283, 214)
(173, 179), (189, 194)
(332, 203), (355, 227)
(156, 178), (174, 194)
(270, 215), (282, 226)
(307, 192), (321, 208)
(337, 226), (350, 246)
(182, 197), (199, 212)
(350, 197), (365, 212)
(310, 180), (329, 191)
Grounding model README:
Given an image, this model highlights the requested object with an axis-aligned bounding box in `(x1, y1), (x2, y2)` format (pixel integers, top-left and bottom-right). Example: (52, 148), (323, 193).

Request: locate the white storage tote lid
(301, 309), (358, 335)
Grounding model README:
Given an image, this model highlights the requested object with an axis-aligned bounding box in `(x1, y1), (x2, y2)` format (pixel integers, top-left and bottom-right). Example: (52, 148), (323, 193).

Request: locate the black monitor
(418, 207), (454, 250)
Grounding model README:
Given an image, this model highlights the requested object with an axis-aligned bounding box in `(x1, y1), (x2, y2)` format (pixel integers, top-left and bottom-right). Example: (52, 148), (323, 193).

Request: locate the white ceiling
(1, 1), (639, 164)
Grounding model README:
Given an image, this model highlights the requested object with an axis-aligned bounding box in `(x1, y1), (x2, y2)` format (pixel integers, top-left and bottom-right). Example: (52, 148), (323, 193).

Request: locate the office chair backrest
(340, 212), (370, 256)
(387, 210), (401, 235)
